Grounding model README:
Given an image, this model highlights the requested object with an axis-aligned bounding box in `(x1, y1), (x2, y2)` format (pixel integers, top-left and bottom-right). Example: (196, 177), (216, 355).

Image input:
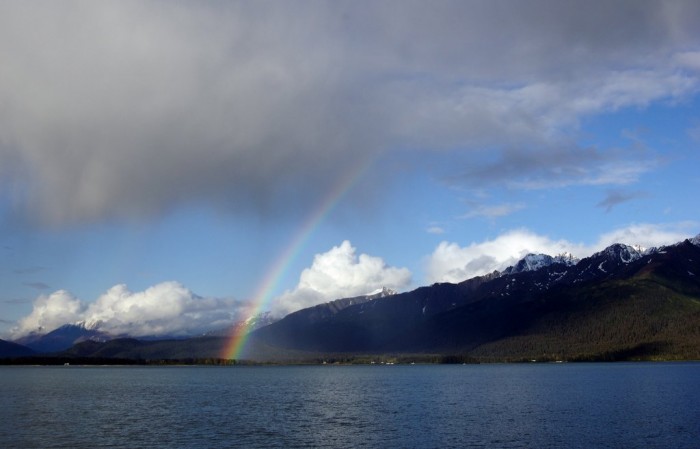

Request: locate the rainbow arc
(221, 159), (372, 360)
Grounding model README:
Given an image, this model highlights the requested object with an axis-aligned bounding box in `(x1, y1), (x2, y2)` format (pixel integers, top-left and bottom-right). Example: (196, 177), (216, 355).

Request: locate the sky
(2, 1), (700, 339)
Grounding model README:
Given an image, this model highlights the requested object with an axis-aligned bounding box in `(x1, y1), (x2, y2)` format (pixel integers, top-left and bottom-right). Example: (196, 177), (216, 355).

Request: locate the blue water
(1, 363), (698, 448)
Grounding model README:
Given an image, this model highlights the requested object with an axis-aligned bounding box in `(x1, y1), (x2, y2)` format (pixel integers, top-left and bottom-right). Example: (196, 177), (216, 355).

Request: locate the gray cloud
(2, 298), (31, 305)
(23, 281), (51, 291)
(597, 190), (650, 212)
(461, 202), (526, 220)
(688, 120), (700, 142)
(454, 145), (658, 190)
(1, 1), (699, 226)
(13, 266), (46, 275)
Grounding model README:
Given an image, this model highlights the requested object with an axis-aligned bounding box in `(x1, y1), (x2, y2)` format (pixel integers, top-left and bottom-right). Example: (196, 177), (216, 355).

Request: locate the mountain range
(2, 235), (700, 362)
(248, 237), (700, 360)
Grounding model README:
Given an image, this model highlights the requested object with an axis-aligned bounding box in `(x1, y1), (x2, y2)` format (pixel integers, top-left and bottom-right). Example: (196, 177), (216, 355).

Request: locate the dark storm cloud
(0, 1), (699, 226)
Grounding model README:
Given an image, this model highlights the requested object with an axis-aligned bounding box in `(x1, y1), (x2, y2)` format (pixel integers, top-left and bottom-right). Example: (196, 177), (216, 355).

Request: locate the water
(1, 363), (698, 448)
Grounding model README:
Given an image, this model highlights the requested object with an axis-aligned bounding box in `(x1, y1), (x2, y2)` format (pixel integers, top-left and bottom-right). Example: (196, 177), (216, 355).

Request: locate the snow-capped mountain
(251, 234), (700, 355)
(503, 252), (579, 275)
(15, 322), (111, 353)
(596, 243), (643, 264)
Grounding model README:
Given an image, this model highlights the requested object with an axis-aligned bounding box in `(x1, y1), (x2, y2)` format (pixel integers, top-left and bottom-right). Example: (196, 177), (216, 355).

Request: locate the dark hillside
(0, 339), (35, 358)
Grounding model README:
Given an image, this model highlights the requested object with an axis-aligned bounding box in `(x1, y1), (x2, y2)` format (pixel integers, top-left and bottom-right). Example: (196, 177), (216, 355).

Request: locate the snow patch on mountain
(243, 311), (276, 329)
(553, 252), (579, 265)
(365, 287), (398, 298)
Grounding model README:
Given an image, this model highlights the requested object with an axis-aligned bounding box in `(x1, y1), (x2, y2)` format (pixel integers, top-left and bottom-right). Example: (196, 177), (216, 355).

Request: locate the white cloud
(12, 290), (84, 337)
(10, 282), (241, 339)
(427, 225), (445, 235)
(425, 223), (698, 283)
(426, 229), (582, 283)
(83, 282), (240, 337)
(271, 241), (411, 317)
(592, 222), (698, 250)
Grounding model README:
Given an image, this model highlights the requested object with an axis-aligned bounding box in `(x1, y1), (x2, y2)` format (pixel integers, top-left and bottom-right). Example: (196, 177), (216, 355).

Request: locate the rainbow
(221, 159), (372, 360)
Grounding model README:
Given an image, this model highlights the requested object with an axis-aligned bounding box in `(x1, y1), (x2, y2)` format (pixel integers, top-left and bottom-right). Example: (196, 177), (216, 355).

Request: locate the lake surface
(1, 362), (698, 448)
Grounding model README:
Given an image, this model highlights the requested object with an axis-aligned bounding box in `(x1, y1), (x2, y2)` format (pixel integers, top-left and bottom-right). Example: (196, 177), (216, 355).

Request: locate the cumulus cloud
(12, 290), (84, 337)
(425, 223), (698, 283)
(10, 281), (241, 339)
(271, 241), (411, 317)
(0, 2), (699, 225)
(426, 229), (582, 283)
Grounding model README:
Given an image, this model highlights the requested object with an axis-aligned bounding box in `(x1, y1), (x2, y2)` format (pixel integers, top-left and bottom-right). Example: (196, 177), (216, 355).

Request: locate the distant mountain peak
(632, 244), (647, 253)
(553, 252), (579, 265)
(596, 243), (642, 264)
(505, 254), (554, 274)
(504, 252), (578, 275)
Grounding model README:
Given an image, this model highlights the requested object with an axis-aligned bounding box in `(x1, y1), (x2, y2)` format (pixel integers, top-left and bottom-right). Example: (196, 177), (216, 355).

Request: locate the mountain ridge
(248, 235), (700, 360)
